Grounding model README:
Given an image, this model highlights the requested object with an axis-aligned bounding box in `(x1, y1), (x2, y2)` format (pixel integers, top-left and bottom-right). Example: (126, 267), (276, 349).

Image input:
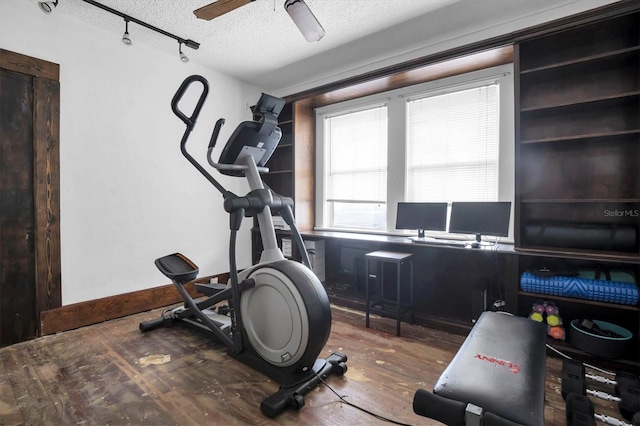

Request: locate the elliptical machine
(139, 75), (347, 417)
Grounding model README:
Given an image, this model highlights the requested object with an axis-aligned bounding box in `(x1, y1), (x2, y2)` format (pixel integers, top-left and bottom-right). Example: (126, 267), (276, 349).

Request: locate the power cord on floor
(314, 370), (415, 426)
(545, 342), (616, 376)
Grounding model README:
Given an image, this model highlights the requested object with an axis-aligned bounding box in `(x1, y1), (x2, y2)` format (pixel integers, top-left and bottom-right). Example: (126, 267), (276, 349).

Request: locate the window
(406, 83), (499, 202)
(323, 104), (388, 229)
(316, 64), (514, 238)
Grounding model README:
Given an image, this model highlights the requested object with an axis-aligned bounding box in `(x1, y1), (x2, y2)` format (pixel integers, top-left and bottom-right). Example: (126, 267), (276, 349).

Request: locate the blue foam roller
(520, 272), (638, 305)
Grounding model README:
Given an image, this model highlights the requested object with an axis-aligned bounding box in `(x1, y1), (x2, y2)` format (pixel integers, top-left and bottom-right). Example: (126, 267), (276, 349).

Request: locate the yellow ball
(530, 312), (544, 322)
(547, 314), (560, 327)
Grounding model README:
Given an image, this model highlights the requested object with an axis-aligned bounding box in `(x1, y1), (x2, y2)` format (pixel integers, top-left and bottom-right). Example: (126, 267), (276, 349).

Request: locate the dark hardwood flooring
(0, 306), (625, 425)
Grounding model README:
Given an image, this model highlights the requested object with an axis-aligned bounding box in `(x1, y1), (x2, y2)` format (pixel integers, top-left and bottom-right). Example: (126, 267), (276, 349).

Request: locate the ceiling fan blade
(194, 0), (255, 20)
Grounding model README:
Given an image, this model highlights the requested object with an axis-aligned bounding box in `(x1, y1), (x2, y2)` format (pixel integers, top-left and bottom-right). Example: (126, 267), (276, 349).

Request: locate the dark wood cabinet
(515, 9), (640, 259)
(252, 101), (315, 264)
(262, 103), (294, 198)
(259, 101), (315, 231)
(514, 251), (639, 367)
(513, 7), (639, 367)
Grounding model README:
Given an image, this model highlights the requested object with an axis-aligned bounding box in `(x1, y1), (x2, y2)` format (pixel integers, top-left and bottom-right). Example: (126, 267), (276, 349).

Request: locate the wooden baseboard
(40, 273), (229, 336)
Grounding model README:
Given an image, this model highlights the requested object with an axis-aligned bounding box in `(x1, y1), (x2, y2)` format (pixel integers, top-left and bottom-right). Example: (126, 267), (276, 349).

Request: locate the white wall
(0, 0), (264, 305)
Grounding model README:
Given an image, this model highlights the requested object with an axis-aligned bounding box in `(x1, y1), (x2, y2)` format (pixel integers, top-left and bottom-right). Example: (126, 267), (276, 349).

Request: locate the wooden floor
(0, 306), (625, 425)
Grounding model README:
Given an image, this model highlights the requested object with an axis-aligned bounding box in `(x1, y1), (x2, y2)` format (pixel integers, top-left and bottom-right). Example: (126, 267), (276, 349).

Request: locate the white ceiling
(39, 0), (616, 94)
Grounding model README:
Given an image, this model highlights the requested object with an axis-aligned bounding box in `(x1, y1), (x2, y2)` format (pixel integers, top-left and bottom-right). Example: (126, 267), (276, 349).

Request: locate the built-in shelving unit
(256, 102), (315, 231)
(514, 7), (639, 365)
(516, 9), (639, 258)
(251, 101), (315, 264)
(262, 105), (294, 199)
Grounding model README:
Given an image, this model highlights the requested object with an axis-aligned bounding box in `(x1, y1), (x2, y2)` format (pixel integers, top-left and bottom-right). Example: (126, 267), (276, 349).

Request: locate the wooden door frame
(1, 49), (61, 334)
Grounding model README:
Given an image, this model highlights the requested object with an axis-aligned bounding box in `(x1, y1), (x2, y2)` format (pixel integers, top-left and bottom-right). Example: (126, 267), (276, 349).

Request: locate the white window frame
(319, 100), (389, 231)
(315, 64), (515, 241)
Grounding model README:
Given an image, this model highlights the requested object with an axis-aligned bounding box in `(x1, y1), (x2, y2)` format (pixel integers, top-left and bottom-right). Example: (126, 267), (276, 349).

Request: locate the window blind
(324, 105), (388, 228)
(406, 83), (499, 202)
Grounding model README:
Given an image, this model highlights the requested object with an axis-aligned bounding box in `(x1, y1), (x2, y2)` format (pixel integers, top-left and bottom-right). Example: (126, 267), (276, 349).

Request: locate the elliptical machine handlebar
(206, 118), (269, 174)
(208, 118), (225, 149)
(170, 75), (232, 197)
(170, 75), (269, 195)
(171, 75), (209, 131)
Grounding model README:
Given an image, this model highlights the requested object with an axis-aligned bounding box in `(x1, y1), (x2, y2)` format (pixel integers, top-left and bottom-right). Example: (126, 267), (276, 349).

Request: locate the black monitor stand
(469, 234), (495, 249)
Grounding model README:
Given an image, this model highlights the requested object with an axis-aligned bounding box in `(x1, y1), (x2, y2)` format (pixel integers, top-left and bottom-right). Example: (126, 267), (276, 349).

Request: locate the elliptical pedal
(202, 309), (232, 331)
(155, 253), (199, 283)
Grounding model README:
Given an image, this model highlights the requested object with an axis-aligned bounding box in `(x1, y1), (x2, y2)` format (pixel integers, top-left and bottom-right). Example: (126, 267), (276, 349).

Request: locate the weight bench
(413, 311), (547, 425)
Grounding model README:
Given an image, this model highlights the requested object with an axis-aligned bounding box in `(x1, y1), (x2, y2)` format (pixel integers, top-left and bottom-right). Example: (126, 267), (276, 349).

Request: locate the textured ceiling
(44, 0), (459, 87)
(32, 0), (617, 94)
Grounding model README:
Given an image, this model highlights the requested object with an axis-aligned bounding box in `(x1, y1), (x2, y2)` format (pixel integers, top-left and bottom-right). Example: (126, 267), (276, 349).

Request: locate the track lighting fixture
(39, 0), (201, 61)
(38, 0), (58, 14)
(179, 42), (189, 63)
(284, 0), (325, 42)
(122, 19), (132, 46)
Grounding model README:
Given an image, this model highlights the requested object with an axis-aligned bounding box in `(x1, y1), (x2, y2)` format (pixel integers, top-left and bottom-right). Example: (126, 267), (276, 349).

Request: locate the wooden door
(0, 69), (37, 343)
(0, 49), (61, 346)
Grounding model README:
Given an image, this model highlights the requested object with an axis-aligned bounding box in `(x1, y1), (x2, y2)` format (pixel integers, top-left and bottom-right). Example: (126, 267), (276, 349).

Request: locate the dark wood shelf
(520, 91), (640, 113)
(519, 291), (639, 312)
(519, 96), (639, 143)
(517, 10), (639, 71)
(520, 45), (640, 75)
(520, 198), (640, 204)
(514, 246), (639, 264)
(520, 129), (640, 145)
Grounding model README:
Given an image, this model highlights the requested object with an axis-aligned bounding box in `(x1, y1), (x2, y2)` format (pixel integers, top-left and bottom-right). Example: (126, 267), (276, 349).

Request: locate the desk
(253, 229), (518, 332)
(254, 229), (640, 370)
(365, 250), (414, 336)
(295, 231), (517, 332)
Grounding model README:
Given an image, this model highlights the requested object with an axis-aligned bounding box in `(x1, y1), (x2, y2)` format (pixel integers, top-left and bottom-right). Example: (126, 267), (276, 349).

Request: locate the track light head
(38, 0), (58, 14)
(184, 39), (200, 50)
(122, 19), (132, 46)
(178, 43), (189, 63)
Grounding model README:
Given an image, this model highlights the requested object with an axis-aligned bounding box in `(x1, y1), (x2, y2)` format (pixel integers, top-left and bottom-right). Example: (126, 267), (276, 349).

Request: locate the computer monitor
(448, 201), (511, 246)
(396, 202), (448, 238)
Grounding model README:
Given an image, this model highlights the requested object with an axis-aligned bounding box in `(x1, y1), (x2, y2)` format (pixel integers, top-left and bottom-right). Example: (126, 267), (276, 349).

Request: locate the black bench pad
(432, 311), (547, 425)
